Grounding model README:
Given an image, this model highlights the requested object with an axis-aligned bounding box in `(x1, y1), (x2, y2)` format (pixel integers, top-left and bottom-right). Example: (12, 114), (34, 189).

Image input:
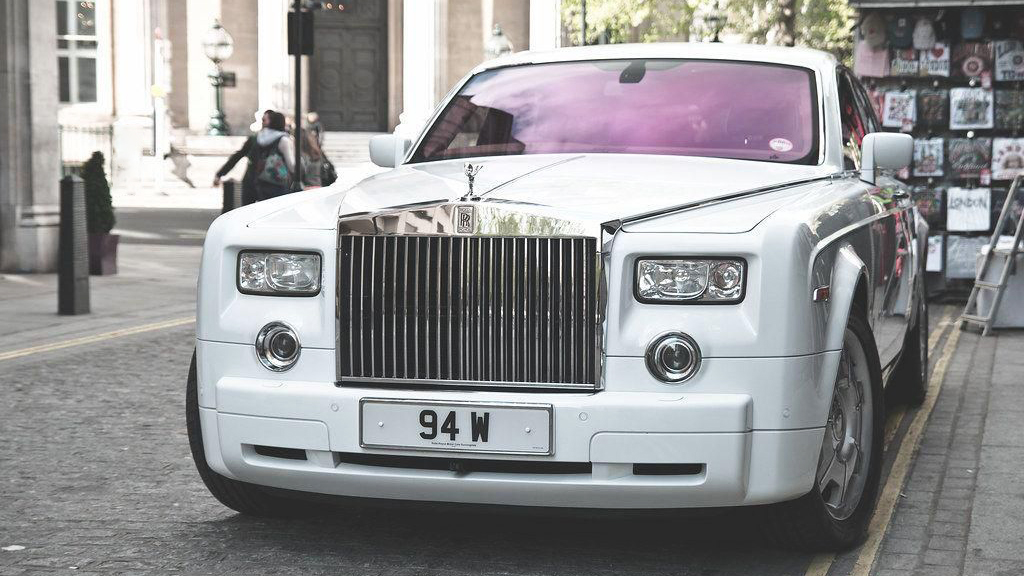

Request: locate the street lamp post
(203, 20), (234, 136)
(484, 24), (514, 60)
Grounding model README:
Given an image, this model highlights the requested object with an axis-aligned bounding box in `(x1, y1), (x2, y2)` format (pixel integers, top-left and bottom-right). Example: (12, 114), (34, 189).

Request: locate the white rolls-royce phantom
(188, 43), (928, 550)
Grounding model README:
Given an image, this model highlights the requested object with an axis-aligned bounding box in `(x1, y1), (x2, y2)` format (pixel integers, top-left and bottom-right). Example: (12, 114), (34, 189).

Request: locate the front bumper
(197, 340), (830, 509)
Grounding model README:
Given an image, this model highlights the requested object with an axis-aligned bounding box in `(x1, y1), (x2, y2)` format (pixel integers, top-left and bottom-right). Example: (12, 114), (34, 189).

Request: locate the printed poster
(949, 138), (993, 178)
(995, 90), (1024, 131)
(913, 186), (944, 228)
(883, 90), (917, 129)
(945, 235), (988, 279)
(994, 40), (1024, 82)
(992, 138), (1024, 181)
(914, 138), (944, 177)
(952, 42), (994, 80)
(920, 43), (951, 77)
(947, 187), (991, 232)
(926, 234), (943, 272)
(917, 89), (948, 127)
(890, 49), (920, 76)
(950, 88), (994, 130)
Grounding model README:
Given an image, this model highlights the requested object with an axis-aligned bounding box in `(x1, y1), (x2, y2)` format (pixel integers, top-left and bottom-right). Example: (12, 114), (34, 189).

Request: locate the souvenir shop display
(991, 138), (1024, 181)
(947, 187), (991, 231)
(994, 40), (1024, 82)
(949, 138), (992, 178)
(914, 138), (945, 176)
(883, 90), (917, 128)
(920, 44), (951, 77)
(995, 90), (1024, 130)
(918, 89), (949, 127)
(913, 186), (945, 228)
(951, 42), (994, 80)
(950, 87), (994, 130)
(852, 6), (1024, 292)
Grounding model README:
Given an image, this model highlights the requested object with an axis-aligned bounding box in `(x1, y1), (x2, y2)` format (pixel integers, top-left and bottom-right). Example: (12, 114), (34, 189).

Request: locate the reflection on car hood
(248, 154), (835, 232)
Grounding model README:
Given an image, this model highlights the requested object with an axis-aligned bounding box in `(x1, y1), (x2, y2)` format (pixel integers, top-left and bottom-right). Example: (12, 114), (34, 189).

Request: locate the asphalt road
(0, 323), (819, 575)
(113, 207), (220, 247)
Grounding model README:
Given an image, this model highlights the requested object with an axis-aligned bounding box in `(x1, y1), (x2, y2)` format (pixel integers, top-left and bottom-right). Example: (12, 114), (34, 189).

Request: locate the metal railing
(58, 124), (115, 182)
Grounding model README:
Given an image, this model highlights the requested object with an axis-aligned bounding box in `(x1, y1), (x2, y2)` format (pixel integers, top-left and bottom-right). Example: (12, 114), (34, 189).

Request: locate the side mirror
(369, 134), (412, 168)
(860, 132), (912, 185)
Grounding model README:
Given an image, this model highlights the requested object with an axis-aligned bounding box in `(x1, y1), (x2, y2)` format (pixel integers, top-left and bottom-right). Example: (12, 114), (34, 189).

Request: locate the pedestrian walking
(251, 111), (295, 201)
(306, 112), (337, 186)
(212, 110), (272, 205)
(299, 127), (324, 189)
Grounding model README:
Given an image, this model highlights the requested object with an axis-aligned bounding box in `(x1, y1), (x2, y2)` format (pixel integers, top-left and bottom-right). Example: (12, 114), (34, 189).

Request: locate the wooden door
(311, 1), (388, 131)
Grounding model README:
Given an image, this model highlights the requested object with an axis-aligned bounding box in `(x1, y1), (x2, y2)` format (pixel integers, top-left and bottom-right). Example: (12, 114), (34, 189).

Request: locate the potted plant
(82, 151), (119, 275)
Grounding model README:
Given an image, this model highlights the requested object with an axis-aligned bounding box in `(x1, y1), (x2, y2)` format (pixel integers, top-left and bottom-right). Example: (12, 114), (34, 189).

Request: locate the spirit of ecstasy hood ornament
(462, 162), (484, 200)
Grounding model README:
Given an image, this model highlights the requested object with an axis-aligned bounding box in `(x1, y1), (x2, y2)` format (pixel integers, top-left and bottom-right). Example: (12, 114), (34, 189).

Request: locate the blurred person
(212, 110), (271, 205)
(305, 112), (337, 186)
(299, 127), (324, 189)
(252, 110), (295, 201)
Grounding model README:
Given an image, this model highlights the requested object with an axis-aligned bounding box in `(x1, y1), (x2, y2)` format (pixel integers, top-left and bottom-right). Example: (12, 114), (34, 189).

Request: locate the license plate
(360, 399), (552, 455)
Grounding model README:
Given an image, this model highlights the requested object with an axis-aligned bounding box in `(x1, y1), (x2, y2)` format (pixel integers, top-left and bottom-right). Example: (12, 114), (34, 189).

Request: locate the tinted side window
(848, 72), (881, 133)
(837, 70), (868, 170)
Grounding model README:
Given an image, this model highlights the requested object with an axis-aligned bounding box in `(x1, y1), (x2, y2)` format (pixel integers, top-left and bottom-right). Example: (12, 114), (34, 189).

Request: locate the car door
(842, 69), (913, 369)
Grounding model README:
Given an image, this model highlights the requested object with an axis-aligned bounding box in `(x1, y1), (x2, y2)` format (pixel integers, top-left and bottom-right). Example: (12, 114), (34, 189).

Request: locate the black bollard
(58, 175), (90, 315)
(222, 179), (241, 214)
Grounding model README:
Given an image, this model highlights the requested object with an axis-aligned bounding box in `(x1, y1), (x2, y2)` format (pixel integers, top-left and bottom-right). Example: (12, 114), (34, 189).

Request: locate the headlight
(238, 251), (321, 296)
(635, 258), (746, 303)
(646, 332), (701, 383)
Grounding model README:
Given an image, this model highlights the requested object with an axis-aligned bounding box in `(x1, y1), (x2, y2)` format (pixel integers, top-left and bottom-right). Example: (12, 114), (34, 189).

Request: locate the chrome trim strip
(343, 376), (597, 391)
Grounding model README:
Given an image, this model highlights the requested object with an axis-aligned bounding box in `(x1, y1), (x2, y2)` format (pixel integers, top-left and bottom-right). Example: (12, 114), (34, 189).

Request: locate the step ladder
(960, 174), (1024, 335)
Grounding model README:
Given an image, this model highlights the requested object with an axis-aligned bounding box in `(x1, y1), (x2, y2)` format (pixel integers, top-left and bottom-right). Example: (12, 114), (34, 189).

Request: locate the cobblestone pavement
(863, 327), (1024, 576)
(1, 325), (815, 576)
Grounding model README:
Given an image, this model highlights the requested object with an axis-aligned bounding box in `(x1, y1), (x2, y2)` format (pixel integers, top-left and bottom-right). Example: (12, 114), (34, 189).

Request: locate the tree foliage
(559, 0), (854, 64)
(81, 151), (116, 235)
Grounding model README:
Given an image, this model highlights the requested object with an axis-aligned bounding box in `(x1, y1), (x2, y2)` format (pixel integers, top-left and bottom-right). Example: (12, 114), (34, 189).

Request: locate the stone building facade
(0, 0), (561, 272)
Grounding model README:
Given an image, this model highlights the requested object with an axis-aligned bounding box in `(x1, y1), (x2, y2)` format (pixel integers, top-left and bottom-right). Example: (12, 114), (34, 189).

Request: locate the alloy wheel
(817, 328), (874, 521)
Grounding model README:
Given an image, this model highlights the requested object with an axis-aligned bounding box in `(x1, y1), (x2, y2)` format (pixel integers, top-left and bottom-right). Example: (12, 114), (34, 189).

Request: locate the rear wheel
(185, 352), (304, 516)
(762, 311), (885, 551)
(892, 293), (929, 405)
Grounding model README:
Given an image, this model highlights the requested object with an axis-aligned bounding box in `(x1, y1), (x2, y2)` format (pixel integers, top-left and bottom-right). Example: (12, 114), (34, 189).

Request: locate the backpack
(253, 136), (290, 187)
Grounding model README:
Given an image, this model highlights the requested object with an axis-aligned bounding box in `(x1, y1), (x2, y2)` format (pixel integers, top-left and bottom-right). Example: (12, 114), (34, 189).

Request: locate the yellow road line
(0, 316), (195, 362)
(850, 324), (962, 576)
(805, 307), (957, 576)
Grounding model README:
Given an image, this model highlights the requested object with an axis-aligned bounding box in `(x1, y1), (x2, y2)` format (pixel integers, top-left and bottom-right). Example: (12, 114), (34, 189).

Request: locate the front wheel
(761, 311), (885, 551)
(185, 351), (304, 516)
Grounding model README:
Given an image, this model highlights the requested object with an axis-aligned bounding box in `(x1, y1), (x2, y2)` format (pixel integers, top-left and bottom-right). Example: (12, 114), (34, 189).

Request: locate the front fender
(825, 243), (868, 353)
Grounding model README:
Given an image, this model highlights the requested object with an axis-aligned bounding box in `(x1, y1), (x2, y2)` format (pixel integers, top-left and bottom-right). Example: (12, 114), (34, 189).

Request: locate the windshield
(410, 59), (819, 165)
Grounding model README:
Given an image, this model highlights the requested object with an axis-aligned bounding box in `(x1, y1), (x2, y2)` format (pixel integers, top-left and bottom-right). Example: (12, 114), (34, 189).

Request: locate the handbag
(256, 137), (290, 187)
(320, 157), (338, 186)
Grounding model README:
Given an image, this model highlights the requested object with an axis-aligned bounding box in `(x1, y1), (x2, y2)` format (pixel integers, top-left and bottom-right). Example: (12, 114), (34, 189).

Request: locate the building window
(56, 0), (98, 104)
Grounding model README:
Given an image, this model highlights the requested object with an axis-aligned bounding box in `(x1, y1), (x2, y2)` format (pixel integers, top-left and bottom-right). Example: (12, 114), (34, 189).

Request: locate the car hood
(248, 154), (834, 233)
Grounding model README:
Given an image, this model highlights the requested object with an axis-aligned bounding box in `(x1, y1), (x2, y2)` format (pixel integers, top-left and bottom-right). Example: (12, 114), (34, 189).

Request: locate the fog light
(255, 322), (301, 372)
(646, 332), (701, 383)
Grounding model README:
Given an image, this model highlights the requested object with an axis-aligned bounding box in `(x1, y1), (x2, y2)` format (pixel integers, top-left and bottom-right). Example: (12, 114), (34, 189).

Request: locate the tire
(761, 310), (885, 551)
(892, 291), (929, 406)
(185, 351), (305, 516)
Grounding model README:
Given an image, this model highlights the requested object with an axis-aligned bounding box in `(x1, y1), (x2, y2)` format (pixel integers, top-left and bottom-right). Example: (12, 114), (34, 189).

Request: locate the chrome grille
(337, 235), (599, 389)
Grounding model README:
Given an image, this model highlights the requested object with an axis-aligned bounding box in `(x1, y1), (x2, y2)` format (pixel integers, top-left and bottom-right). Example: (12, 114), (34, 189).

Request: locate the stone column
(528, 0), (561, 51)
(221, 0), (259, 135)
(111, 0), (153, 187)
(257, 0), (291, 115)
(186, 0), (220, 132)
(0, 0), (61, 272)
(401, 0), (439, 130)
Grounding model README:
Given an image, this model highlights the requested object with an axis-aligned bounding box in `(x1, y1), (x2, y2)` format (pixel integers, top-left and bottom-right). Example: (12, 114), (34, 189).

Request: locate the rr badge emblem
(455, 205), (475, 234)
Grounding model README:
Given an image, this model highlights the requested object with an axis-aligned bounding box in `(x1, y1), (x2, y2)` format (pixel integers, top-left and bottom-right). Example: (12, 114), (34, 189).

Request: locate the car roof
(471, 42), (838, 76)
